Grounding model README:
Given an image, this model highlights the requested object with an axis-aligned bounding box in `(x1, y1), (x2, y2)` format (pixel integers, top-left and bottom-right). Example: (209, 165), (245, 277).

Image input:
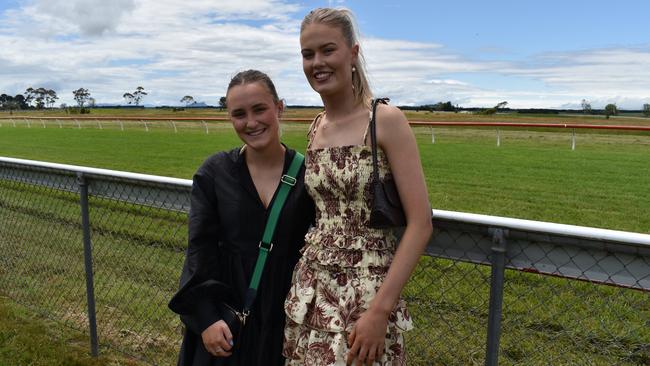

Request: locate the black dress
(169, 147), (314, 366)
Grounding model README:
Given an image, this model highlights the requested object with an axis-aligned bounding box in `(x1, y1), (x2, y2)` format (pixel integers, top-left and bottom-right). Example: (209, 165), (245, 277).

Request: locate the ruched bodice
(300, 145), (398, 269)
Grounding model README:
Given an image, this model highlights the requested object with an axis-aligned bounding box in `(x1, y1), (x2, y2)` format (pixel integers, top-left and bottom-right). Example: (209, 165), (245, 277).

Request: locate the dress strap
(307, 112), (325, 149)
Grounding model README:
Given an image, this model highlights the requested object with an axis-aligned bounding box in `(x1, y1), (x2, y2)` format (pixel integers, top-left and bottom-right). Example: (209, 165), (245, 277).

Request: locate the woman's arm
(370, 103), (432, 316)
(168, 162), (235, 356)
(348, 104), (433, 365)
(169, 168), (222, 329)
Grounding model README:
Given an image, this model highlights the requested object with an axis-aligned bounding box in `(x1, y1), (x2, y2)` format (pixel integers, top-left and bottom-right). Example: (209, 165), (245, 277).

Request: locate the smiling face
(300, 22), (359, 98)
(226, 81), (283, 151)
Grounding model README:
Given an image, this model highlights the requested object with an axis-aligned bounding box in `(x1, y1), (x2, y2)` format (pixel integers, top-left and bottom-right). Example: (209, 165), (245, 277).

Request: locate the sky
(1, 0), (649, 109)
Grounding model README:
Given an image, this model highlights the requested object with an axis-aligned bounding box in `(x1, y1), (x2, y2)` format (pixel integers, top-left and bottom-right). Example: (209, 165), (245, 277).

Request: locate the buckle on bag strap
(239, 310), (250, 325)
(280, 174), (297, 186)
(258, 241), (273, 252)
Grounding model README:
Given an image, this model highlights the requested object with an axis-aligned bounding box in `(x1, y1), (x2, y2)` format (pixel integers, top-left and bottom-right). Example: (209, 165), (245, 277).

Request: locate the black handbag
(216, 151), (305, 347)
(215, 301), (245, 350)
(368, 98), (407, 228)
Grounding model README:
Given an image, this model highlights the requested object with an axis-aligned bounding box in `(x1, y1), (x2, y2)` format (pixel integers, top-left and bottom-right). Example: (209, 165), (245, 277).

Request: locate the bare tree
(581, 99), (592, 114)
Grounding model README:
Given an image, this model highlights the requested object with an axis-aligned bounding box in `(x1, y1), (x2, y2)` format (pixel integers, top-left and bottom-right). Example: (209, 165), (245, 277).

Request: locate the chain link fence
(1, 156), (648, 365)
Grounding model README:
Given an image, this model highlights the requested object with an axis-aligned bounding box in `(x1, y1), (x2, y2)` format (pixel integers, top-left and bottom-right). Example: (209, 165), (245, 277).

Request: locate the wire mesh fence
(1, 157), (648, 365)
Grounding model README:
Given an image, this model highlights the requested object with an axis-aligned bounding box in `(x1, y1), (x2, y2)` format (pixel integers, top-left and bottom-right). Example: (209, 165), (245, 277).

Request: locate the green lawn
(0, 296), (146, 366)
(1, 123), (648, 232)
(1, 118), (649, 365)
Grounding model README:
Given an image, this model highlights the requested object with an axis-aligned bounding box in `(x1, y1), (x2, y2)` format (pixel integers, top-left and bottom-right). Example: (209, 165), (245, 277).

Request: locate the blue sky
(1, 0), (649, 109)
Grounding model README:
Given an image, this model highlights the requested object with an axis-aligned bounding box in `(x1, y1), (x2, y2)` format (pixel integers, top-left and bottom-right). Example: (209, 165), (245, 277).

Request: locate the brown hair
(301, 8), (372, 107)
(226, 69), (280, 103)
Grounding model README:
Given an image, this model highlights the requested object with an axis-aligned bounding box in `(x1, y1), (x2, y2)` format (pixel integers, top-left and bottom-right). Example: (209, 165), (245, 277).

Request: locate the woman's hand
(346, 307), (389, 366)
(201, 320), (233, 357)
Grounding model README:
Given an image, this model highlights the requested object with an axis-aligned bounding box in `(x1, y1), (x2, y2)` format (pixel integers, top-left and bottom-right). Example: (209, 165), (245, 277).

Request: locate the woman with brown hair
(170, 69), (314, 365)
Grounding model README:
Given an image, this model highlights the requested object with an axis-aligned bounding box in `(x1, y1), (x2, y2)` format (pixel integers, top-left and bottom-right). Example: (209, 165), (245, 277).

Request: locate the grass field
(0, 297), (145, 365)
(1, 110), (649, 365)
(2, 107), (649, 126)
(1, 113), (648, 232)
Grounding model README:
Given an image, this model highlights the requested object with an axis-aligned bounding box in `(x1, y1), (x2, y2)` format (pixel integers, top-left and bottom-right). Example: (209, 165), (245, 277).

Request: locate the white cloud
(0, 1), (648, 109)
(35, 0), (136, 36)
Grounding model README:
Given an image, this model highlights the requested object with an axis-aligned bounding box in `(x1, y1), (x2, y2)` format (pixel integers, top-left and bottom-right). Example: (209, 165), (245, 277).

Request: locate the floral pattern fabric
(283, 126), (413, 365)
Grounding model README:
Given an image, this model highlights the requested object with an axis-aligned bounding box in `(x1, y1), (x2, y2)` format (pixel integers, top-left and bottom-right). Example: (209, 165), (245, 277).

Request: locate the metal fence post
(571, 129), (576, 151)
(485, 227), (508, 366)
(77, 172), (99, 357)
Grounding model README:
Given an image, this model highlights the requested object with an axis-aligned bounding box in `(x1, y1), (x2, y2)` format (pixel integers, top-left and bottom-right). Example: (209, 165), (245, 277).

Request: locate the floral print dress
(283, 113), (413, 365)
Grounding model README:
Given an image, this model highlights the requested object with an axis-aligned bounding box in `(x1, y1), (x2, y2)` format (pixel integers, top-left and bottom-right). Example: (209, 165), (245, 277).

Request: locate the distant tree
(4, 100), (19, 114)
(133, 86), (147, 106)
(72, 88), (91, 108)
(180, 95), (194, 106)
(604, 103), (618, 119)
(14, 94), (28, 109)
(60, 103), (67, 109)
(88, 97), (96, 108)
(123, 92), (134, 105)
(123, 86), (147, 106)
(0, 94), (9, 109)
(433, 101), (456, 112)
(478, 101), (508, 115)
(581, 99), (592, 114)
(25, 87), (56, 109)
(24, 87), (35, 107)
(643, 103), (650, 117)
(46, 89), (58, 108)
(35, 88), (48, 109)
(1, 94), (25, 114)
(219, 96), (227, 110)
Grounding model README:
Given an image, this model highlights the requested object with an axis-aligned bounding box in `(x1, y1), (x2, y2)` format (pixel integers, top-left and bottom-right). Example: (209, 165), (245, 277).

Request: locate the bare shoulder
(376, 103), (409, 133)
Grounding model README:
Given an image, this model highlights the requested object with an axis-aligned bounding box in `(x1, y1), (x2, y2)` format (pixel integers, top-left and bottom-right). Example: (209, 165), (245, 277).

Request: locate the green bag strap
(243, 151), (304, 312)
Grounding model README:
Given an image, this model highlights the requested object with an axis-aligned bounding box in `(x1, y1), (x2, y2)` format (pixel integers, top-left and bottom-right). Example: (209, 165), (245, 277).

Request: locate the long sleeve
(169, 165), (226, 334)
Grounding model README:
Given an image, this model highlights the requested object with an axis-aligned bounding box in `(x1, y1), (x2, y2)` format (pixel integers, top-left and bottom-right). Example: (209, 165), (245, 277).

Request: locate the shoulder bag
(368, 98), (407, 228)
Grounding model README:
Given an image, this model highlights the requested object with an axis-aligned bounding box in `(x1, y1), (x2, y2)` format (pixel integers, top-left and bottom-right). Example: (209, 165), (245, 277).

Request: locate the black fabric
(169, 146), (315, 366)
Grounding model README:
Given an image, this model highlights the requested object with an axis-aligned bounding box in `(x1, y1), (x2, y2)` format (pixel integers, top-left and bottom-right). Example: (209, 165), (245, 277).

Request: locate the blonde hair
(301, 8), (372, 107)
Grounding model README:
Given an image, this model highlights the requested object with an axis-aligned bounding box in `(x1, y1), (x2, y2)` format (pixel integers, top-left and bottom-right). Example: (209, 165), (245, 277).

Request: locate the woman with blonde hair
(283, 8), (433, 366)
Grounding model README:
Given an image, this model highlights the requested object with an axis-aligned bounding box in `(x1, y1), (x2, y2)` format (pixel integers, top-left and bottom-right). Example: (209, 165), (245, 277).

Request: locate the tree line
(2, 88), (649, 118)
(581, 99), (650, 119)
(0, 86), (152, 114)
